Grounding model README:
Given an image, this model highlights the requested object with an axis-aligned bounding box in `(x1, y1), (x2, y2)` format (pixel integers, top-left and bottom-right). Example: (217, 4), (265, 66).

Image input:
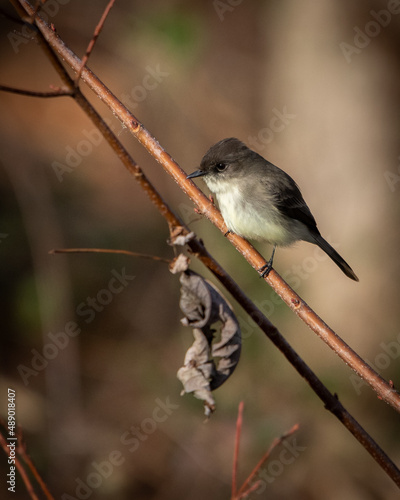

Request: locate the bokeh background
(1, 1), (400, 499)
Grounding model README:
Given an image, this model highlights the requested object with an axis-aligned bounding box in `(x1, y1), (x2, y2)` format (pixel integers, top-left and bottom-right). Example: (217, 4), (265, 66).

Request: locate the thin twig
(50, 247), (171, 263)
(0, 422), (41, 500)
(237, 481), (263, 499)
(29, 0), (45, 23)
(231, 401), (244, 499)
(15, 427), (54, 500)
(74, 0), (115, 85)
(236, 424), (300, 498)
(0, 84), (72, 97)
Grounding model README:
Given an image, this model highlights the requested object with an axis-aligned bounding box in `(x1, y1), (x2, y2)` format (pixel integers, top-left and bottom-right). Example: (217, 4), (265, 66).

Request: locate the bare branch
(236, 423), (300, 498)
(74, 0), (116, 85)
(50, 247), (171, 263)
(0, 84), (72, 97)
(231, 401), (244, 498)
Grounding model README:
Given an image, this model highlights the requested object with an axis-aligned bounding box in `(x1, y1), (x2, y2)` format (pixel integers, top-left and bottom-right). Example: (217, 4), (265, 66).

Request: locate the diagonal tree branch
(14, 426), (54, 500)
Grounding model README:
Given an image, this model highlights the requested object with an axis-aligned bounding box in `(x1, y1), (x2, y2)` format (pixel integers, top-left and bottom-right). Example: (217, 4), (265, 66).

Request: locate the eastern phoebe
(187, 138), (359, 281)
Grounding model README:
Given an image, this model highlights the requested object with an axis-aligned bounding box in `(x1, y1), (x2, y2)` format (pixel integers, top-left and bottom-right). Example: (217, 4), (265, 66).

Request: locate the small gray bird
(187, 138), (358, 281)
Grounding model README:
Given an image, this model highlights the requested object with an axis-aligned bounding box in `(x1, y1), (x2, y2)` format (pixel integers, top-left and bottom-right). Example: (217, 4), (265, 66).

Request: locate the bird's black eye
(216, 162), (227, 172)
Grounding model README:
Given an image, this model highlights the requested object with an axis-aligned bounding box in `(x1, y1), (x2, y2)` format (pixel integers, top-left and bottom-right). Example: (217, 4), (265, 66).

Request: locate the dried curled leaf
(177, 270), (241, 416)
(169, 253), (190, 274)
(168, 226), (195, 246)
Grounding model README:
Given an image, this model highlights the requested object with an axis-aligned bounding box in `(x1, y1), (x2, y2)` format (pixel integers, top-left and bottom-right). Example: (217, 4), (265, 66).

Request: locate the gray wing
(262, 163), (319, 232)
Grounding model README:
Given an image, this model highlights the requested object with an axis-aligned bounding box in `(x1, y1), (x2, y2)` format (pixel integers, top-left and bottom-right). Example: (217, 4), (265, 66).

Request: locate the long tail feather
(312, 234), (359, 281)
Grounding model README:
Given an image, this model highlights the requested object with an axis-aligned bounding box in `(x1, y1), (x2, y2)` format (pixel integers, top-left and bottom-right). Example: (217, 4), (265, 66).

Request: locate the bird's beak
(187, 169), (206, 179)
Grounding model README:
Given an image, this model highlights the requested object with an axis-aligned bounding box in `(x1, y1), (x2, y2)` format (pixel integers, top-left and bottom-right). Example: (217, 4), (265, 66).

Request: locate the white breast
(206, 179), (303, 246)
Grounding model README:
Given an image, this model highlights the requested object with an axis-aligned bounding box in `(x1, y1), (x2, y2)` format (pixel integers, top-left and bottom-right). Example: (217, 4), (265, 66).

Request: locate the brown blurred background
(0, 1), (400, 499)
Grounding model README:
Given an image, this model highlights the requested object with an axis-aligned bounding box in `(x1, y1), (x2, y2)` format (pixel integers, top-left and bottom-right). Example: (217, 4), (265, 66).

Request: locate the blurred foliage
(141, 9), (203, 58)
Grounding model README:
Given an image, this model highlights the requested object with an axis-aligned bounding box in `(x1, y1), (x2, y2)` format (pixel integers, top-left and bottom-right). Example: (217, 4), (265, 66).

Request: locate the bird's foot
(258, 261), (273, 278)
(258, 245), (276, 278)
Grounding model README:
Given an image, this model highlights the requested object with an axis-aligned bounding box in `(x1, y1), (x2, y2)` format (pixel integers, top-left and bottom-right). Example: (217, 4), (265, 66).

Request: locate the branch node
(291, 297), (301, 309)
(130, 118), (140, 132)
